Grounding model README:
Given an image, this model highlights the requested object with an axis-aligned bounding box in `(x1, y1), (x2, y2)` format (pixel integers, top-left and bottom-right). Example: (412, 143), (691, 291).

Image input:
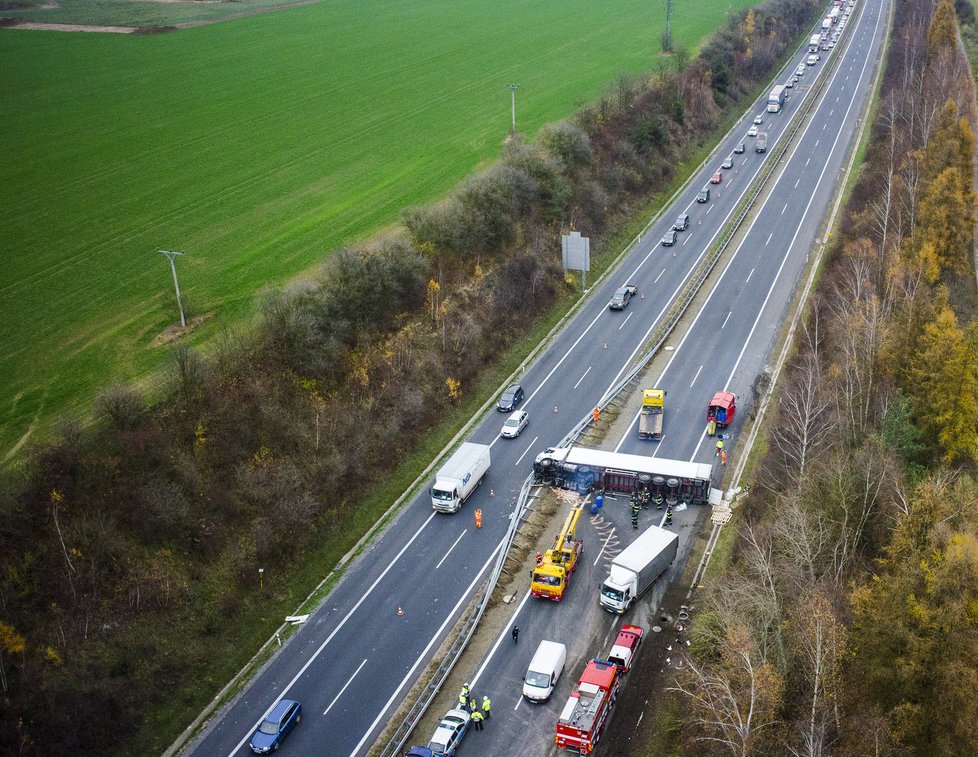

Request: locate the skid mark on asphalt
(589, 514), (622, 562)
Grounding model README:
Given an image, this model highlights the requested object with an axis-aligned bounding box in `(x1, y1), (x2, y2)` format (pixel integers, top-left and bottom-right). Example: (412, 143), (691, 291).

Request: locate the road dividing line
(782, 203), (788, 214)
(472, 590), (532, 688)
(436, 530), (467, 570)
(515, 436), (539, 466)
(721, 311), (731, 329)
(349, 540), (506, 757)
(765, 233), (772, 246)
(654, 269), (666, 283)
(683, 234), (692, 245)
(689, 364), (703, 388)
(573, 366), (592, 389)
(323, 659), (367, 716)
(618, 313), (633, 330)
(227, 511), (439, 757)
(794, 178), (801, 188)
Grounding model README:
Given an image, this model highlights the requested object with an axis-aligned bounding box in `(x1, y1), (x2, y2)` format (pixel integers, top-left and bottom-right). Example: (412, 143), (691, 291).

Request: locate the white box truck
(599, 525), (678, 613)
(809, 33), (821, 52)
(767, 85), (786, 113)
(430, 442), (491, 513)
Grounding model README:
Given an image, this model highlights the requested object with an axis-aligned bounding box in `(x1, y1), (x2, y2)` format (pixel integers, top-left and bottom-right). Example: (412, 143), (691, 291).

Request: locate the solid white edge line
(349, 539), (506, 757)
(471, 590), (533, 689)
(226, 510), (438, 756)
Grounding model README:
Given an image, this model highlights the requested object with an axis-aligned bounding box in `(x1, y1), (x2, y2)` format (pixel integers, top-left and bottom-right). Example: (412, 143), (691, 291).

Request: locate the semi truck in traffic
(599, 525), (678, 613)
(637, 388), (665, 440)
(430, 442), (490, 513)
(755, 132), (768, 153)
(809, 33), (822, 52)
(555, 659), (620, 754)
(767, 85), (786, 113)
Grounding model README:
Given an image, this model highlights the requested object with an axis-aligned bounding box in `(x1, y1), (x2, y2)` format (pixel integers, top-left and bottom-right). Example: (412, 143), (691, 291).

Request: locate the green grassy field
(2, 0), (307, 27)
(0, 0), (755, 458)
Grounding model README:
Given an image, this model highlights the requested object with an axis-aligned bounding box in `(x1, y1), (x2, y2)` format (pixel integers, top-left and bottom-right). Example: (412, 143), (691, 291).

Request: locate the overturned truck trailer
(534, 446), (714, 505)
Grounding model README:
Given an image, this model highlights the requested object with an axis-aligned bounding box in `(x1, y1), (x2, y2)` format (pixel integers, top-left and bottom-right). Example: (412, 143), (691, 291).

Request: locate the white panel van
(522, 640), (567, 702)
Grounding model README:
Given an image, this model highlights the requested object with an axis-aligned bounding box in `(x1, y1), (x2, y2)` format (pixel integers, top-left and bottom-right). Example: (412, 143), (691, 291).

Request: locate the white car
(753, 114), (764, 125)
(747, 125), (759, 137)
(500, 410), (529, 438)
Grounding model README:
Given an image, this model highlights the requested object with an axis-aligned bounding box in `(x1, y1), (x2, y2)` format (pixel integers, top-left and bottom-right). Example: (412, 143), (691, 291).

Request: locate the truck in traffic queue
(531, 505), (584, 601)
(555, 659), (620, 754)
(637, 388), (665, 440)
(429, 442), (491, 513)
(767, 85), (786, 113)
(606, 625), (644, 673)
(755, 132), (768, 153)
(599, 525), (678, 613)
(809, 33), (822, 52)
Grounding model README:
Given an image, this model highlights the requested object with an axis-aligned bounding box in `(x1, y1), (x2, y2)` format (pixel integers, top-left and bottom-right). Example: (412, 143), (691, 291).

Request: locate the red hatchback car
(711, 171), (723, 184)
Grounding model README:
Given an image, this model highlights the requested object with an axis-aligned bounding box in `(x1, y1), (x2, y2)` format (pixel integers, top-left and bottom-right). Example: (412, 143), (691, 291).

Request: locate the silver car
(501, 410), (529, 438)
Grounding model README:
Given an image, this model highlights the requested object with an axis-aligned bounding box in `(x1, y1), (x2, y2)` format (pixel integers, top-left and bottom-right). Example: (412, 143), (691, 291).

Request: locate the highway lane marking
(654, 269), (666, 283)
(515, 436), (539, 466)
(573, 367), (592, 389)
(323, 659), (367, 716)
(782, 203), (788, 215)
(746, 268), (754, 283)
(683, 234), (692, 245)
(721, 311), (731, 329)
(706, 205), (713, 214)
(613, 0), (884, 454)
(593, 525), (619, 566)
(765, 233), (772, 246)
(436, 530), (468, 570)
(350, 539), (506, 757)
(618, 312), (633, 330)
(794, 178), (801, 188)
(815, 139), (820, 147)
(226, 510), (439, 757)
(687, 0), (884, 464)
(823, 122), (828, 130)
(689, 364), (703, 388)
(830, 109), (834, 116)
(472, 589), (533, 690)
(805, 158), (811, 166)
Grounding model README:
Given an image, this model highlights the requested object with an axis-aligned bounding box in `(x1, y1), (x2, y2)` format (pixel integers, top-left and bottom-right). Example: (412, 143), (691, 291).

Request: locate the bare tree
(672, 625), (784, 756)
(772, 494), (832, 589)
(770, 332), (837, 486)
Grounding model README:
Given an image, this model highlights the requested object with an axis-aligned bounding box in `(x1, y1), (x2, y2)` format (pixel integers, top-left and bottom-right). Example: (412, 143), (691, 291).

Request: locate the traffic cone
(489, 489), (495, 497)
(397, 606), (404, 616)
(603, 342), (608, 349)
(553, 405), (558, 413)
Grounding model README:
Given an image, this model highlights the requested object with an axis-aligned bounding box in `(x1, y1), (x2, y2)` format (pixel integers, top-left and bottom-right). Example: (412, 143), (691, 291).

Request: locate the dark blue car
(249, 699), (302, 753)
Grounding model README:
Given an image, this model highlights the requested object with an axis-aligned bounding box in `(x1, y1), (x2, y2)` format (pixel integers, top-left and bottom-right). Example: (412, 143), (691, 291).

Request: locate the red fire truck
(555, 659), (619, 753)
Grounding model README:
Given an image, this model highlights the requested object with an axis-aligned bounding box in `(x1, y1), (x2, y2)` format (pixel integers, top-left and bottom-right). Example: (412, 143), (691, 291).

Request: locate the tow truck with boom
(637, 388), (665, 440)
(555, 659), (620, 754)
(531, 504), (584, 602)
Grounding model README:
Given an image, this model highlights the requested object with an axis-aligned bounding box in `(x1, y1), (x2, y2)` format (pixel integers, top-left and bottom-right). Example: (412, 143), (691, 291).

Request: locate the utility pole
(506, 83), (520, 134)
(664, 0), (673, 52)
(158, 248), (187, 328)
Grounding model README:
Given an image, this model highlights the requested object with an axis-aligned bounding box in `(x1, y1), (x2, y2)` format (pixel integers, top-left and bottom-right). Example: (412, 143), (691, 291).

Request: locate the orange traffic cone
(397, 606), (404, 616)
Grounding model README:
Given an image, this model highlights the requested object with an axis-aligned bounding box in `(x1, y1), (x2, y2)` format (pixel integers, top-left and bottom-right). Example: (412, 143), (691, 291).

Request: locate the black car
(697, 187), (711, 203)
(661, 229), (678, 246)
(497, 384), (525, 412)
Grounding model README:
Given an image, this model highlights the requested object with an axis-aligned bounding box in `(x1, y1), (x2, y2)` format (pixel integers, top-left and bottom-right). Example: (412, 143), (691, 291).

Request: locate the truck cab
(531, 505), (584, 601)
(638, 388), (665, 440)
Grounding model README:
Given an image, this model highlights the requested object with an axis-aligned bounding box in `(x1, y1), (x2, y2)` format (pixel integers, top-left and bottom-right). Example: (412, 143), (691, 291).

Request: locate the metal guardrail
(555, 26), (844, 457)
(378, 474), (537, 757)
(372, 22), (851, 757)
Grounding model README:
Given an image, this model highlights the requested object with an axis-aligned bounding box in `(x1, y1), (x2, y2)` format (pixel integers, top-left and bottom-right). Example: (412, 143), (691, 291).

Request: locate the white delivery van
(522, 640), (567, 702)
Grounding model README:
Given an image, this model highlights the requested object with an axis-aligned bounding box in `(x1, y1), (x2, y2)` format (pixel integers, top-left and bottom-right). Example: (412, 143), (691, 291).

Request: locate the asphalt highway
(186, 1), (888, 754)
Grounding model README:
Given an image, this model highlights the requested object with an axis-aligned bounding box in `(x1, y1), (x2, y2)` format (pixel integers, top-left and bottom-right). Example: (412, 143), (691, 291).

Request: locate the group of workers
(458, 683), (491, 730)
(630, 490), (673, 529)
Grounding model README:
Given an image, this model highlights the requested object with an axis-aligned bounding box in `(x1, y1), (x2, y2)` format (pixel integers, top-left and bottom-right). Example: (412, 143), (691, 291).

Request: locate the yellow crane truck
(531, 504), (584, 602)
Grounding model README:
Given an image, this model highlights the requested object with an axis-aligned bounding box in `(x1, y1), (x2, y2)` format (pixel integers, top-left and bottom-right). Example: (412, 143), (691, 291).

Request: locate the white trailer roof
(537, 446), (712, 483)
(614, 525), (678, 574)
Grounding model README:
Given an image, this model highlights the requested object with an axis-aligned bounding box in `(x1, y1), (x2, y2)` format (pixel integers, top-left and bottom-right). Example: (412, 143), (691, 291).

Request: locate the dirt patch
(4, 20), (137, 31)
(149, 312), (214, 348)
